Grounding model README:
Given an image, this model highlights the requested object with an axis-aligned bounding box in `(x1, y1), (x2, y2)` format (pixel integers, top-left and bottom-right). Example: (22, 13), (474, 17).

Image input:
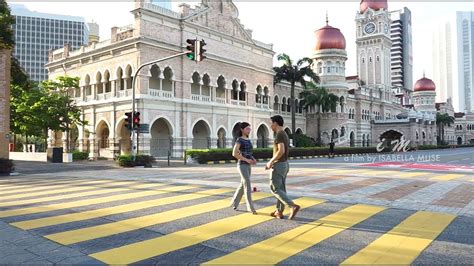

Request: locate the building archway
(457, 137), (463, 145)
(150, 118), (173, 157)
(257, 124), (269, 148)
(331, 129), (339, 140)
(192, 120), (211, 149)
(350, 131), (355, 147)
(217, 128), (227, 148)
(116, 119), (131, 155)
(379, 130), (404, 149)
(96, 121), (111, 157)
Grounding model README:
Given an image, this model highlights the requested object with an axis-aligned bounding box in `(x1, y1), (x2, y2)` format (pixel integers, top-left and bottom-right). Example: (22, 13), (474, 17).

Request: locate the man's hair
(270, 115), (284, 127)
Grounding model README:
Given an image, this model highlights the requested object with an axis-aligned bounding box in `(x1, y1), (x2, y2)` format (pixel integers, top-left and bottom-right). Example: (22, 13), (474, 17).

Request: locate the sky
(7, 0), (474, 105)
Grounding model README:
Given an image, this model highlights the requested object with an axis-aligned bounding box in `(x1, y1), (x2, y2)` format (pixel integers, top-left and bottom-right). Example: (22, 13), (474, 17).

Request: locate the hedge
(116, 154), (156, 167)
(0, 158), (14, 174)
(186, 147), (378, 164)
(72, 151), (89, 161)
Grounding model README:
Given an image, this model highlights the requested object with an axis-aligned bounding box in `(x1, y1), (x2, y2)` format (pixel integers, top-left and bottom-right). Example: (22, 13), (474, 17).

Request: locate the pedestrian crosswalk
(0, 177), (467, 264)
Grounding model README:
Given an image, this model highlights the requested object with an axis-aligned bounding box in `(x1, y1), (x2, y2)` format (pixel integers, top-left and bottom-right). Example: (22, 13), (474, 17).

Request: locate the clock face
(364, 22), (376, 34)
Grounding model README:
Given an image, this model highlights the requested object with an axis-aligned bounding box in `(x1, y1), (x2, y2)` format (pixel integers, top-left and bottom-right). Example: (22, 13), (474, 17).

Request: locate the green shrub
(116, 154), (156, 167)
(186, 146), (378, 164)
(294, 134), (316, 147)
(72, 151), (89, 161)
(0, 158), (14, 174)
(116, 155), (135, 167)
(135, 155), (156, 167)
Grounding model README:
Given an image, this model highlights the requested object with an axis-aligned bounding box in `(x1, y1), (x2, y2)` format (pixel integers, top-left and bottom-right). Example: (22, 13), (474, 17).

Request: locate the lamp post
(130, 51), (191, 158)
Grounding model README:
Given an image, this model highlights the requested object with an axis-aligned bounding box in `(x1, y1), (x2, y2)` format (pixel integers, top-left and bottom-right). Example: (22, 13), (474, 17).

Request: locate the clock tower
(356, 0), (392, 88)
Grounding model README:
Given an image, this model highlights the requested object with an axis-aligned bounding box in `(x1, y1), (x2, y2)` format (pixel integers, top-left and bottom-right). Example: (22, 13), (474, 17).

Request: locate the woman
(230, 122), (257, 214)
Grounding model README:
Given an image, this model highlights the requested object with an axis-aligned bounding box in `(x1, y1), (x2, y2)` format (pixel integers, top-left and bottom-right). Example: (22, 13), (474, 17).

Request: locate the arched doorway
(257, 124), (269, 148)
(150, 118), (173, 157)
(117, 119), (131, 155)
(331, 129), (339, 141)
(296, 128), (303, 135)
(350, 132), (355, 147)
(321, 132), (330, 145)
(457, 137), (462, 145)
(192, 120), (211, 149)
(379, 130), (404, 150)
(217, 128), (226, 148)
(96, 121), (111, 157)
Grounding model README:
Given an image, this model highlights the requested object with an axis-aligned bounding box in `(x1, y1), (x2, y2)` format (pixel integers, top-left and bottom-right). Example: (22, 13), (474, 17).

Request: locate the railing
(256, 103), (270, 109)
(85, 95), (94, 102)
(118, 89), (131, 98)
(149, 89), (173, 98)
(192, 94), (212, 102)
(97, 93), (112, 100)
(216, 97), (226, 104)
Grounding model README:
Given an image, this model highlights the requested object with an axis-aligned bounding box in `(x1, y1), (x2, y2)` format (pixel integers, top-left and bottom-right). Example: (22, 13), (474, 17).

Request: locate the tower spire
(326, 10), (329, 25)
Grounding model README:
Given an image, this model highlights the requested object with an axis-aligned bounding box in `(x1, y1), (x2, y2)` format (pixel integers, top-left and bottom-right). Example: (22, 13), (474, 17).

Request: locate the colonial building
(46, 0), (473, 159)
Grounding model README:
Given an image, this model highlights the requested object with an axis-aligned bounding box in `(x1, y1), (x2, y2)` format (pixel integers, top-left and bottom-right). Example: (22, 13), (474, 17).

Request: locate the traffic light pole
(131, 51), (191, 158)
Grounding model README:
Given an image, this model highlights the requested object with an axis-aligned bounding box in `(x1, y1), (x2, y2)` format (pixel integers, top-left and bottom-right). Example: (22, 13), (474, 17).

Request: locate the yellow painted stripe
(16, 187), (232, 230)
(342, 211), (455, 265)
(0, 180), (115, 200)
(398, 172), (429, 178)
(90, 197), (324, 264)
(0, 178), (79, 185)
(205, 204), (385, 265)
(328, 169), (355, 174)
(0, 183), (174, 218)
(45, 189), (265, 245)
(0, 181), (142, 207)
(358, 170), (400, 176)
(0, 178), (93, 192)
(430, 174), (465, 181)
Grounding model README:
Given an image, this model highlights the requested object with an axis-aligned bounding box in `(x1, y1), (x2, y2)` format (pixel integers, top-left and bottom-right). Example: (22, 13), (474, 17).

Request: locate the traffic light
(186, 39), (206, 62)
(133, 111), (140, 131)
(124, 112), (132, 130)
(186, 39), (196, 61)
(197, 39), (206, 62)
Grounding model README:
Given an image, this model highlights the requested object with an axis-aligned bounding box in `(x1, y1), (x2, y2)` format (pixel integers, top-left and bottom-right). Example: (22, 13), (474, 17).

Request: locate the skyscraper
(432, 21), (454, 104)
(9, 4), (88, 82)
(457, 11), (474, 113)
(390, 7), (413, 105)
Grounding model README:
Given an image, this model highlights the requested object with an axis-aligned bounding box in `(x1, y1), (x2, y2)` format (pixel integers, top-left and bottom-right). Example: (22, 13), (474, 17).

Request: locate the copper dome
(360, 0), (388, 13)
(314, 24), (346, 51)
(414, 77), (436, 92)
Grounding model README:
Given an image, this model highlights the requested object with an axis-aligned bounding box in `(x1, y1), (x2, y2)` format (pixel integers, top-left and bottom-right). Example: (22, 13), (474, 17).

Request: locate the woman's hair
(236, 122), (250, 137)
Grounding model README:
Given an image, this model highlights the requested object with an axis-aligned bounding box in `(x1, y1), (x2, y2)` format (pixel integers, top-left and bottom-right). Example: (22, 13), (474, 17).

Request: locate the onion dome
(414, 75), (436, 92)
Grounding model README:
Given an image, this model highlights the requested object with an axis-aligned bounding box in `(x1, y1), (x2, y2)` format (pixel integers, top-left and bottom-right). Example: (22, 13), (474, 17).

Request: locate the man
(329, 139), (335, 159)
(265, 115), (300, 220)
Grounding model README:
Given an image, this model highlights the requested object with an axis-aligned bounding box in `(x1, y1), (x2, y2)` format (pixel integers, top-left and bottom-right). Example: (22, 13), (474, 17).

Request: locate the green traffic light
(187, 53), (195, 60)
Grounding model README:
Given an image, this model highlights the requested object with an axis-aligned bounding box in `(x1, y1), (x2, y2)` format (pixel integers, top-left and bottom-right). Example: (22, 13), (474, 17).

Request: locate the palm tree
(300, 82), (339, 144)
(436, 113), (455, 145)
(273, 54), (319, 144)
